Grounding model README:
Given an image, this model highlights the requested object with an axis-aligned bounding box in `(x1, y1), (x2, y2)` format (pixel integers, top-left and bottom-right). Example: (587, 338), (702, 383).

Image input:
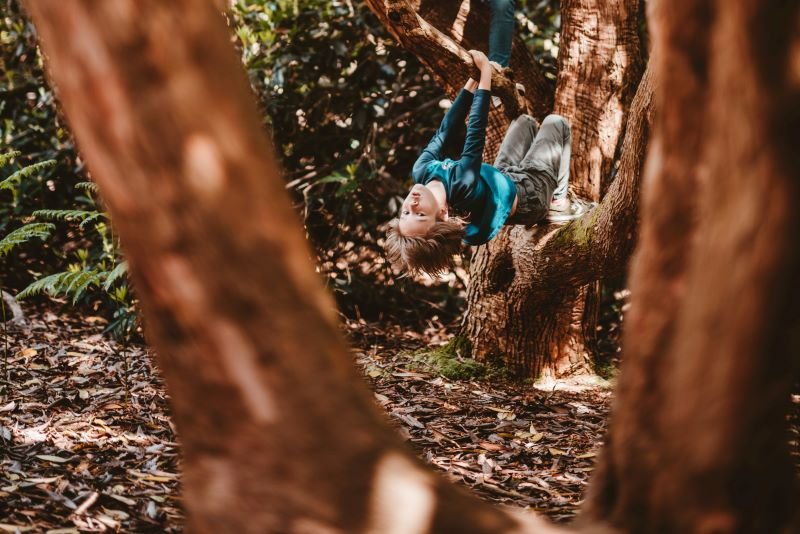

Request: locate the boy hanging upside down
(384, 49), (593, 277)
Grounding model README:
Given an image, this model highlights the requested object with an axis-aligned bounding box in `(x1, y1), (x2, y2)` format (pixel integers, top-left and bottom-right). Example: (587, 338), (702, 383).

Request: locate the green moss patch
(408, 337), (508, 381)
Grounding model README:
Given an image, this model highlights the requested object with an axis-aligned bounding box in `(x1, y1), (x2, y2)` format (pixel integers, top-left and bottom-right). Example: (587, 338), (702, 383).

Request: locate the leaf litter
(0, 308), (180, 532)
(1, 308), (797, 531)
(348, 319), (613, 522)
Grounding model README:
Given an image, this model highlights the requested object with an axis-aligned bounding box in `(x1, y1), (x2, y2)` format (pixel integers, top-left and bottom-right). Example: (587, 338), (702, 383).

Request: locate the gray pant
(494, 114), (571, 224)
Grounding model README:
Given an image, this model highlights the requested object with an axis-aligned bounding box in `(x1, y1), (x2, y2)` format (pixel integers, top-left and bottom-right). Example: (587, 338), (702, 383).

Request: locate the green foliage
(231, 0), (445, 310)
(519, 0), (561, 80)
(1, 2), (93, 291)
(17, 269), (101, 303)
(0, 152), (57, 262)
(0, 159), (56, 193)
(103, 261), (128, 292)
(0, 150), (21, 167)
(33, 208), (105, 228)
(17, 177), (136, 339)
(0, 222), (54, 257)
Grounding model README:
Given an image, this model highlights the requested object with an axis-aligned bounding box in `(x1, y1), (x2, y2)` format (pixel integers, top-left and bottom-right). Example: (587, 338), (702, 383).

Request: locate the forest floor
(0, 307), (797, 532)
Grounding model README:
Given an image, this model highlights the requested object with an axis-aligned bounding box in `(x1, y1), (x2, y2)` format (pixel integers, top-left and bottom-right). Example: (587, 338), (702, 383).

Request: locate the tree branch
(366, 0), (530, 117)
(507, 63), (654, 297)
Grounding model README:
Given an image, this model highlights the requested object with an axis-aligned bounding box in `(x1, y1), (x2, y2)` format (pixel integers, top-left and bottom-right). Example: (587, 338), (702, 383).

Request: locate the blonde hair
(384, 216), (467, 277)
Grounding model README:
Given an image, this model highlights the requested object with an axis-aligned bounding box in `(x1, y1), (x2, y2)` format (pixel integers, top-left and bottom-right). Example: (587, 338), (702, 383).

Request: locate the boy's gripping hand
(469, 50), (493, 91)
(469, 49), (491, 71)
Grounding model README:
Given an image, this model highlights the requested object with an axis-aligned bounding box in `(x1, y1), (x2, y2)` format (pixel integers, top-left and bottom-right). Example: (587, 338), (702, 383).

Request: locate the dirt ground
(0, 308), (797, 532)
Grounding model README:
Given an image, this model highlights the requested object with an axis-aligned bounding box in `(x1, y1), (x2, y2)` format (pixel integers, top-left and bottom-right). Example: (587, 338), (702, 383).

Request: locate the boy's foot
(492, 83), (526, 108)
(548, 195), (596, 223)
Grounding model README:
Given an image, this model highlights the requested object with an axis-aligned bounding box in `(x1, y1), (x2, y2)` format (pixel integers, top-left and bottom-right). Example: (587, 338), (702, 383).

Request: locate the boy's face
(398, 184), (445, 237)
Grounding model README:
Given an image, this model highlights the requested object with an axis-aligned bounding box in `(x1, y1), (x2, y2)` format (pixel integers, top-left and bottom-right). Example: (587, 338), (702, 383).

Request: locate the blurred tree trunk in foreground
(27, 0), (798, 531)
(367, 0), (645, 379)
(583, 0), (800, 530)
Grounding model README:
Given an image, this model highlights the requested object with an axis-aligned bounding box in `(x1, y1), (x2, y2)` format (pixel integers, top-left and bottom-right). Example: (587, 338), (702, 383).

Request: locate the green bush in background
(1, 0), (560, 326)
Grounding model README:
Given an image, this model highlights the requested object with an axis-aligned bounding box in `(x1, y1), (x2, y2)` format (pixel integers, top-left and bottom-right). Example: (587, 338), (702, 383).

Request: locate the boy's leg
(519, 114), (570, 200)
(487, 0), (516, 68)
(493, 114), (538, 171)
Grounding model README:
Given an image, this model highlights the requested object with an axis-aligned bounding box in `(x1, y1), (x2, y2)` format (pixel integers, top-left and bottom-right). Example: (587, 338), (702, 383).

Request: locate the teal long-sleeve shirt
(411, 89), (517, 246)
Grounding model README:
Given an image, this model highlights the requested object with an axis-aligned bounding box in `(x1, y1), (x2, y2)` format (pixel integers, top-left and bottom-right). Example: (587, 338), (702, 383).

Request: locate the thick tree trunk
(465, 0), (644, 379)
(584, 0), (800, 530)
(464, 64), (653, 378)
(367, 0), (645, 379)
(24, 1), (555, 531)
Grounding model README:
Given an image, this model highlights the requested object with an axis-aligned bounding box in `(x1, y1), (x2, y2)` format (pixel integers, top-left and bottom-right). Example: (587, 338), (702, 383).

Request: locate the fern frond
(0, 151), (22, 168)
(103, 261), (128, 290)
(33, 208), (99, 222)
(0, 159), (56, 191)
(0, 222), (55, 257)
(78, 211), (107, 229)
(17, 272), (70, 299)
(75, 181), (99, 194)
(64, 270), (101, 303)
(17, 269), (101, 303)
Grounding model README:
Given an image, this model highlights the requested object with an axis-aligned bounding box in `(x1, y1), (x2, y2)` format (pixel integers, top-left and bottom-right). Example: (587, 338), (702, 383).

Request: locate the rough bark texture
(584, 0), (800, 531)
(464, 64), (652, 378)
(464, 0), (644, 379)
(24, 1), (558, 532)
(556, 0), (644, 199)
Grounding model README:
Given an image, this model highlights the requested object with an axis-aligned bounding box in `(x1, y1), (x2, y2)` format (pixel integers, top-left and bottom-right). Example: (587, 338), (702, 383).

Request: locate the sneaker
(492, 83), (526, 107)
(548, 195), (596, 223)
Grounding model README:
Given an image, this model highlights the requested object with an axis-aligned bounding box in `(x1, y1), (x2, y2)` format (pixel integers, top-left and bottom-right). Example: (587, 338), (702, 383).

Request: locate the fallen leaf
(36, 455), (69, 463)
(25, 477), (61, 484)
(107, 494), (136, 506)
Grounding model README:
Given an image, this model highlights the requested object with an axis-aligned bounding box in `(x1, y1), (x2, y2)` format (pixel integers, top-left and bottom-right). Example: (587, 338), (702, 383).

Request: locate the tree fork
(465, 0), (645, 379)
(464, 64), (653, 377)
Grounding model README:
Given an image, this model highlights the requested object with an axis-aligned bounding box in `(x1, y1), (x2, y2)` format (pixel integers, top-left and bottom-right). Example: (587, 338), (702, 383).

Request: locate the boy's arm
(460, 51), (493, 164)
(411, 78), (477, 182)
(448, 51), (493, 206)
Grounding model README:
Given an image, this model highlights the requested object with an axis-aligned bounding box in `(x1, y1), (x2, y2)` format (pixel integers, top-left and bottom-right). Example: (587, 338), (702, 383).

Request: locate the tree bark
(23, 1), (554, 531)
(464, 0), (644, 379)
(464, 63), (652, 378)
(366, 0), (645, 379)
(584, 0), (800, 530)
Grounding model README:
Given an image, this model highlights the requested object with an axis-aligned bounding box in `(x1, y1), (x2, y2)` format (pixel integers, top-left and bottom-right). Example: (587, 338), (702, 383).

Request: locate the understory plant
(0, 148), (136, 341)
(17, 179), (137, 341)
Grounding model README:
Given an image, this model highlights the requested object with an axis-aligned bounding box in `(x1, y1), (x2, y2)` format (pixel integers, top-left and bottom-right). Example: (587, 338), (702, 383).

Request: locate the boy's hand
(469, 50), (493, 91)
(469, 50), (491, 72)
